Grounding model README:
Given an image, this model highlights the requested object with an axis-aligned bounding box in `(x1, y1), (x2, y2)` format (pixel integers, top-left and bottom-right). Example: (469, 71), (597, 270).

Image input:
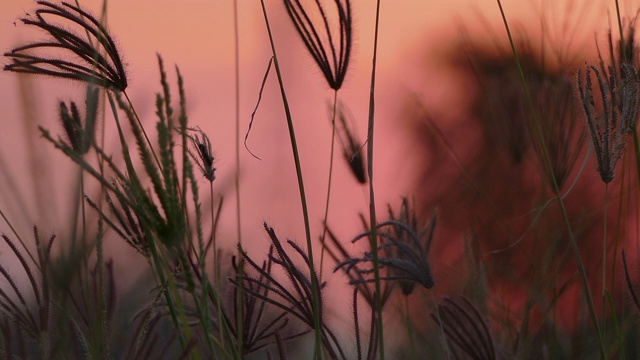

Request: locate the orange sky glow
(0, 0), (632, 295)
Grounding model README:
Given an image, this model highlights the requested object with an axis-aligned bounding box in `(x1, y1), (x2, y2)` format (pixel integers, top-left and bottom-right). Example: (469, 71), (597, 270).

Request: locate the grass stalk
(404, 296), (416, 360)
(610, 159), (628, 298)
(233, 0), (242, 248)
(632, 131), (640, 189)
(258, 2), (323, 357)
(106, 91), (191, 352)
(366, 0), (385, 357)
(123, 91), (162, 169)
(602, 182), (609, 347)
(431, 291), (451, 360)
(232, 1), (245, 354)
(0, 207), (36, 265)
(209, 181), (225, 351)
(319, 89), (339, 279)
(495, 1), (605, 358)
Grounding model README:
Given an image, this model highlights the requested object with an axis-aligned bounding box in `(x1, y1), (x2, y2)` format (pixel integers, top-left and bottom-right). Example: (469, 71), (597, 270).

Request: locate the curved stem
(366, 0), (384, 357)
(495, 1), (605, 357)
(259, 2), (323, 358)
(123, 91), (161, 169)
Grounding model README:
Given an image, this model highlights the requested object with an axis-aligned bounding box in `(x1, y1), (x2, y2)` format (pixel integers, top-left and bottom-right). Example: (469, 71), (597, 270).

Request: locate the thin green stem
(495, 1), (605, 358)
(259, 2), (323, 358)
(123, 91), (162, 170)
(210, 181), (225, 351)
(602, 182), (609, 348)
(614, 0), (625, 61)
(80, 170), (87, 244)
(632, 129), (640, 189)
(107, 91), (191, 352)
(319, 89), (339, 280)
(610, 161), (627, 298)
(233, 0), (242, 248)
(431, 291), (451, 360)
(233, 1), (245, 353)
(149, 226), (188, 349)
(404, 296), (416, 360)
(366, 0), (384, 358)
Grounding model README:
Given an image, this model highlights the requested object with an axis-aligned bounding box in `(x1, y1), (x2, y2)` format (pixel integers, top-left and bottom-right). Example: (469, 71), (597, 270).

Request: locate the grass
(3, 0), (640, 358)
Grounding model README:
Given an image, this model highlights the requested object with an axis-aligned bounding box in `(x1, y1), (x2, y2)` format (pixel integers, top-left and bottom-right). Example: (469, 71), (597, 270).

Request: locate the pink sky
(0, 0), (622, 283)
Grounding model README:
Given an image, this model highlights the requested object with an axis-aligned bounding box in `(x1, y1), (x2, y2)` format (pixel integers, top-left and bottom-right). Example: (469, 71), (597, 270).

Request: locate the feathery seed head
(58, 85), (99, 155)
(4, 1), (128, 91)
(333, 102), (366, 184)
(187, 127), (216, 183)
(335, 197), (437, 297)
(577, 63), (639, 183)
(432, 296), (498, 360)
(283, 0), (352, 90)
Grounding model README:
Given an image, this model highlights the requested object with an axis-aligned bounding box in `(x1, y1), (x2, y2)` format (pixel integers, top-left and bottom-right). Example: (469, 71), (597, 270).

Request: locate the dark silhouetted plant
(188, 127), (216, 183)
(622, 250), (640, 315)
(86, 183), (150, 258)
(325, 218), (393, 308)
(232, 223), (347, 359)
(3, 1), (127, 91)
(335, 199), (436, 294)
(577, 63), (639, 184)
(218, 250), (307, 356)
(282, 0), (352, 90)
(431, 296), (498, 360)
(40, 55), (211, 353)
(0, 228), (53, 342)
(59, 85), (100, 155)
(333, 102), (367, 184)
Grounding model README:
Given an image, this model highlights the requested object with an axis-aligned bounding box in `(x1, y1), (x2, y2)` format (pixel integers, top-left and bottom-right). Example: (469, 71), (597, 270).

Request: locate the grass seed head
(187, 127), (216, 183)
(283, 0), (352, 90)
(577, 63), (639, 183)
(3, 1), (128, 91)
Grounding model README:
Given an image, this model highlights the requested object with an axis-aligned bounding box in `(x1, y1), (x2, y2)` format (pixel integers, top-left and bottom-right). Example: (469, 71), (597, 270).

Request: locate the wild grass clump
(4, 0), (640, 358)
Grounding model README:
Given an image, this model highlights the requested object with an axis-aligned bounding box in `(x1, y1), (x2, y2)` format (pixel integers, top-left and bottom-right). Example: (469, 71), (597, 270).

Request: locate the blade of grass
(365, 0), (384, 357)
(319, 89), (339, 279)
(258, 2), (322, 357)
(495, 1), (605, 358)
(233, 1), (245, 354)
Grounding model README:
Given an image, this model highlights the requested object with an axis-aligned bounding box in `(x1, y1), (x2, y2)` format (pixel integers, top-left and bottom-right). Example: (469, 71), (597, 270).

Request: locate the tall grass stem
(602, 182), (609, 347)
(431, 290), (451, 360)
(259, 2), (323, 357)
(495, 1), (605, 358)
(233, 2), (245, 353)
(319, 90), (339, 279)
(366, 0), (385, 357)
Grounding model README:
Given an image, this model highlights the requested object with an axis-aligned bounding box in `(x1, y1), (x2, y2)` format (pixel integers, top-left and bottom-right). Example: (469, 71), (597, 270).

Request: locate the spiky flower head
(432, 296), (498, 360)
(577, 63), (639, 183)
(283, 0), (352, 90)
(335, 197), (437, 296)
(333, 102), (366, 184)
(4, 1), (127, 91)
(59, 85), (99, 155)
(187, 127), (216, 182)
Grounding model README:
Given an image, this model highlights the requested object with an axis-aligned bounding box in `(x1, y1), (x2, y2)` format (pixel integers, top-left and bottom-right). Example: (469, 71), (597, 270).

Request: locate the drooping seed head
(283, 0), (352, 90)
(4, 1), (128, 91)
(577, 63), (639, 183)
(187, 127), (216, 183)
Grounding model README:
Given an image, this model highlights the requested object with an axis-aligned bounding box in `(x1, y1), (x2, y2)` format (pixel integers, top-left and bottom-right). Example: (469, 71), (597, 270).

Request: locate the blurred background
(1, 0), (638, 348)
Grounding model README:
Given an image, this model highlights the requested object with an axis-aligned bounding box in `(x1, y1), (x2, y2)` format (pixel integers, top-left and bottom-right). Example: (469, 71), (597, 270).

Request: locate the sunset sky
(0, 0), (622, 269)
